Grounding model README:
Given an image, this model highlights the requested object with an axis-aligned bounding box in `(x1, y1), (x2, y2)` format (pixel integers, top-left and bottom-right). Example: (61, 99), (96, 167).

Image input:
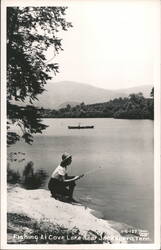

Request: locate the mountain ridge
(33, 81), (152, 109)
(13, 81), (153, 109)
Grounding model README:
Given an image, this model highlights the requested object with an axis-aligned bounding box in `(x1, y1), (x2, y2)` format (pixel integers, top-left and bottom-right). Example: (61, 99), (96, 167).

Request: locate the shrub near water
(7, 161), (48, 189)
(7, 165), (21, 184)
(22, 162), (48, 189)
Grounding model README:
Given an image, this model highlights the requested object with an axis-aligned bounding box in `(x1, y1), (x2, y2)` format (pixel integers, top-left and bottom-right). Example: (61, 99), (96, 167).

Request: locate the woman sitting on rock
(48, 153), (84, 202)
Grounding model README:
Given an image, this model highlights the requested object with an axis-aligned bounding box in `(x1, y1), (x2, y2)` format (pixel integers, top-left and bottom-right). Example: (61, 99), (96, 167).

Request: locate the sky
(45, 0), (158, 90)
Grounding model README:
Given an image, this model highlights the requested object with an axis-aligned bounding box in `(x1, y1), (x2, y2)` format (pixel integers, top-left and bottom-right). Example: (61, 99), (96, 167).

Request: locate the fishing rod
(68, 166), (103, 182)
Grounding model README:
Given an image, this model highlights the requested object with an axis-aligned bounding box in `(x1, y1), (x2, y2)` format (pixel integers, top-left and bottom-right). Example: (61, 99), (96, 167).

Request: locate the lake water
(8, 118), (154, 240)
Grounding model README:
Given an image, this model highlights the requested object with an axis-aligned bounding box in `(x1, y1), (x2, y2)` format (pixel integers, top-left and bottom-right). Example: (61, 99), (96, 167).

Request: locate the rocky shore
(7, 185), (126, 244)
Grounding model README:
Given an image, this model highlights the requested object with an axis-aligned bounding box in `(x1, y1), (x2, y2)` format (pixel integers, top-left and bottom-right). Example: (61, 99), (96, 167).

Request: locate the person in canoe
(48, 152), (84, 202)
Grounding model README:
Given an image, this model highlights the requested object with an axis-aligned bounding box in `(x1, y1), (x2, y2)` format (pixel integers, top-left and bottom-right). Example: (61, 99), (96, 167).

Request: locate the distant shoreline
(40, 117), (154, 120)
(37, 94), (154, 120)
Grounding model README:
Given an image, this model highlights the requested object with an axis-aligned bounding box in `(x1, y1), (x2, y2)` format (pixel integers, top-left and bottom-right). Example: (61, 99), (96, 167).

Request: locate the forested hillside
(38, 90), (154, 120)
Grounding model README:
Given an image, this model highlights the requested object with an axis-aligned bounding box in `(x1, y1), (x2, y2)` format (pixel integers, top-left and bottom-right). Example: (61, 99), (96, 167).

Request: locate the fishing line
(83, 166), (103, 176)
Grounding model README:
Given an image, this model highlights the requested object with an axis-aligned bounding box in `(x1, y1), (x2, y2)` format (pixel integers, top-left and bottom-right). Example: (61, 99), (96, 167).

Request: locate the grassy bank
(7, 212), (112, 244)
(7, 185), (126, 244)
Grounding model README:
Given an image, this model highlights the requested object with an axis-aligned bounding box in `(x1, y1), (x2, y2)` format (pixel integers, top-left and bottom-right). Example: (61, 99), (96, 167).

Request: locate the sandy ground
(7, 185), (126, 244)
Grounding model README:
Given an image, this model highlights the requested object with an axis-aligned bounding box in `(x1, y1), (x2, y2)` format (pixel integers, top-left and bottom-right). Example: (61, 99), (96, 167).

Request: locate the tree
(66, 104), (71, 112)
(7, 7), (72, 145)
(150, 87), (154, 98)
(149, 87), (154, 119)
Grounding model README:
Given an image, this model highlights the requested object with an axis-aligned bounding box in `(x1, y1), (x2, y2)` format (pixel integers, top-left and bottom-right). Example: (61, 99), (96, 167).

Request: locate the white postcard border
(1, 0), (160, 249)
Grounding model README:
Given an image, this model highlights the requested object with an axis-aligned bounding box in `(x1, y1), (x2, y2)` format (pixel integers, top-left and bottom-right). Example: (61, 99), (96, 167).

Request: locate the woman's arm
(64, 176), (79, 182)
(64, 175), (84, 182)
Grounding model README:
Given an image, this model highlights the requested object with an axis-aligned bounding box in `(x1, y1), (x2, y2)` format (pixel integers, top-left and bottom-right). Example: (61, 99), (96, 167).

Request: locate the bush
(7, 161), (48, 189)
(22, 162), (48, 189)
(7, 212), (110, 244)
(7, 165), (21, 184)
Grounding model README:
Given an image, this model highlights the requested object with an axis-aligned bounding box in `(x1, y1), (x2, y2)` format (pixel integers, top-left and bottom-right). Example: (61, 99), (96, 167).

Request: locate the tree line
(38, 89), (154, 120)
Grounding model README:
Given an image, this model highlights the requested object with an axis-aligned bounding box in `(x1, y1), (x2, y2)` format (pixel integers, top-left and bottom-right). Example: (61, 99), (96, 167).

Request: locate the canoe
(68, 125), (94, 129)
